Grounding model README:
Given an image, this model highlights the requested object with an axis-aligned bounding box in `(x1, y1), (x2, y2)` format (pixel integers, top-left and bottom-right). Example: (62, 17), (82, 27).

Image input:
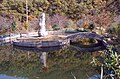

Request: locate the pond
(0, 44), (102, 79)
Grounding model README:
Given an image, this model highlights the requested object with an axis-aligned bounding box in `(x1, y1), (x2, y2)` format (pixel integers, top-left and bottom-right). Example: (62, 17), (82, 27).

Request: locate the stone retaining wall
(13, 39), (70, 48)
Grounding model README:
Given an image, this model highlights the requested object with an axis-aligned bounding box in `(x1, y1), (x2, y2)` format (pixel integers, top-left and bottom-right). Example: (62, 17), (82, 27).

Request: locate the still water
(0, 45), (101, 79)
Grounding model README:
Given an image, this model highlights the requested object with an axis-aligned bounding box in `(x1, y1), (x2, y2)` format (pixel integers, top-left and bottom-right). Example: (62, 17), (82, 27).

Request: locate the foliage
(0, 26), (9, 35)
(94, 10), (113, 34)
(107, 23), (120, 45)
(52, 24), (60, 30)
(0, 0), (119, 35)
(91, 46), (120, 79)
(23, 22), (29, 30)
(11, 21), (16, 31)
(76, 15), (96, 31)
(65, 19), (76, 29)
(103, 47), (120, 79)
(0, 0), (118, 20)
(51, 13), (68, 29)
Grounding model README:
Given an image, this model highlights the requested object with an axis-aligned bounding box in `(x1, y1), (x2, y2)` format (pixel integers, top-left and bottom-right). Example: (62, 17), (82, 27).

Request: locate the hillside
(0, 0), (119, 41)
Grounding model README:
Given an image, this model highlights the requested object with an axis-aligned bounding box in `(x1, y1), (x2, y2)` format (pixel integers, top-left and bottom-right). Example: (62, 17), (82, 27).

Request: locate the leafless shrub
(51, 14), (68, 29)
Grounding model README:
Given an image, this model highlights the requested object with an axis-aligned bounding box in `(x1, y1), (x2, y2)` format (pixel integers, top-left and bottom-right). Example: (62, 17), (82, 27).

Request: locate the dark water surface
(0, 45), (101, 79)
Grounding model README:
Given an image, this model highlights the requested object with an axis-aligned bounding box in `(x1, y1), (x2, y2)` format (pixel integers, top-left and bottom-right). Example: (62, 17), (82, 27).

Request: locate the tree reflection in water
(0, 45), (100, 79)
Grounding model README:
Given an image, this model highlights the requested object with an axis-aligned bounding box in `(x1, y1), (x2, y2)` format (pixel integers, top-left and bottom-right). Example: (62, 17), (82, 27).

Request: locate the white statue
(38, 13), (48, 36)
(40, 52), (47, 68)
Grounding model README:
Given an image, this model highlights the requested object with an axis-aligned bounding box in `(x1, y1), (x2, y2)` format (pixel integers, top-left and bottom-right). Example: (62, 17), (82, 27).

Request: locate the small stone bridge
(66, 32), (108, 51)
(67, 32), (104, 41)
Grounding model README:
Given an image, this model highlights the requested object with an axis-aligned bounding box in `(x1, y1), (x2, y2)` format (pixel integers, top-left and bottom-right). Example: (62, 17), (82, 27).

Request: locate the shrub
(51, 13), (68, 29)
(23, 22), (29, 30)
(91, 46), (120, 79)
(65, 19), (76, 29)
(52, 24), (60, 30)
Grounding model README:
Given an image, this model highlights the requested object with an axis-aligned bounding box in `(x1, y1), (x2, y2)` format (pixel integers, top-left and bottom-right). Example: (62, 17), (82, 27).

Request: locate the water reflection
(0, 45), (101, 79)
(0, 74), (27, 79)
(13, 45), (64, 52)
(40, 52), (48, 71)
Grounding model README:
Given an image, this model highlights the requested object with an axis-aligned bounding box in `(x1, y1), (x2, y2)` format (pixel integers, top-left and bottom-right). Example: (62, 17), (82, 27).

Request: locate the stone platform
(13, 31), (75, 48)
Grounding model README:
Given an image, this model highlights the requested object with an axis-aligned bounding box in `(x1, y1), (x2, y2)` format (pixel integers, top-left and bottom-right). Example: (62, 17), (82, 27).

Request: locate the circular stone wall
(13, 30), (76, 48)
